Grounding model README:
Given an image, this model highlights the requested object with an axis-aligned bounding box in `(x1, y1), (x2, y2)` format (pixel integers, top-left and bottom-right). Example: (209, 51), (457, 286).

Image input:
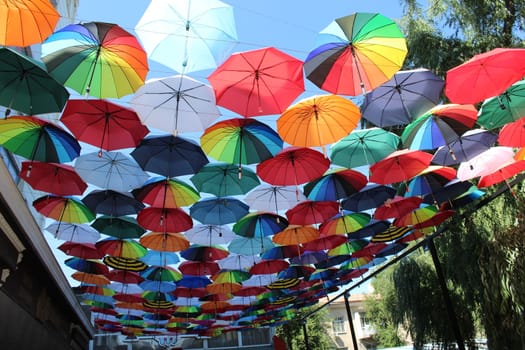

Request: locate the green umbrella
(0, 47), (69, 116)
(91, 215), (146, 239)
(478, 79), (525, 129)
(330, 127), (400, 168)
(190, 163), (260, 197)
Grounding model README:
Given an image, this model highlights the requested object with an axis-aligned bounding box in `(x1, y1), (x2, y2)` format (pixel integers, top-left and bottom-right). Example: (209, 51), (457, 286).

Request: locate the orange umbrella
(272, 225), (319, 245)
(206, 282), (243, 295)
(0, 0), (59, 47)
(277, 94), (361, 148)
(139, 231), (190, 252)
(71, 271), (110, 286)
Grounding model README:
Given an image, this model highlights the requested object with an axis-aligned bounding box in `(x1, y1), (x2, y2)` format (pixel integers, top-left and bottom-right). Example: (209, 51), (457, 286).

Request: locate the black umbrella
(82, 189), (145, 216)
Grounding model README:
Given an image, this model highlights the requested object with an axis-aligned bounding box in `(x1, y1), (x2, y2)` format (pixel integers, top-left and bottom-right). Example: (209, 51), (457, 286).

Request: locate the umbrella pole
(84, 46), (102, 97)
(344, 292), (359, 350)
(302, 320), (311, 350)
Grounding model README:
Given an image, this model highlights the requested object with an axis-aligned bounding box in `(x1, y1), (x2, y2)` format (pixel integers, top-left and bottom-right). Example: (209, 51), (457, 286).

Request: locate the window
(359, 312), (372, 332)
(333, 316), (345, 334)
(240, 328), (271, 346)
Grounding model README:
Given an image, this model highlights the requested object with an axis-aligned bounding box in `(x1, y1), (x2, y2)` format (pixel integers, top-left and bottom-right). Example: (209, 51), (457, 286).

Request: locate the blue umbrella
(303, 168), (367, 201)
(341, 184), (396, 212)
(228, 236), (275, 256)
(190, 196), (249, 225)
(349, 219), (391, 239)
(176, 276), (212, 288)
(139, 250), (180, 266)
(139, 280), (177, 293)
(431, 129), (498, 166)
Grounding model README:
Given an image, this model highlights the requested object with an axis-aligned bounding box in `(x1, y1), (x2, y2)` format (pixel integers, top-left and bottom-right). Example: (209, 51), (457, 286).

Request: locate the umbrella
(374, 196), (423, 220)
(244, 185), (305, 213)
(249, 260), (289, 275)
(133, 177), (200, 208)
(303, 168), (367, 201)
(261, 245), (303, 260)
(139, 232), (190, 252)
(319, 212), (371, 236)
(96, 238), (148, 259)
(20, 161), (87, 196)
(91, 216), (145, 240)
(0, 116), (80, 164)
(457, 146), (515, 181)
(498, 117), (525, 147)
(135, 0), (237, 74)
(33, 195), (95, 224)
(103, 256), (148, 272)
(212, 270), (251, 284)
(341, 184), (396, 212)
(218, 254), (260, 271)
(41, 21), (149, 98)
(60, 99), (148, 153)
(74, 151), (149, 192)
(272, 225), (320, 245)
(180, 245), (229, 262)
(369, 149), (433, 185)
(431, 129), (498, 166)
(421, 180), (474, 206)
(401, 104), (478, 151)
(478, 80), (525, 129)
(136, 207), (193, 233)
(141, 266), (182, 283)
(285, 200), (339, 225)
(200, 118), (283, 171)
(140, 250), (180, 266)
(232, 212), (288, 238)
(304, 12), (407, 96)
(178, 261), (219, 276)
(0, 0), (59, 46)
(190, 197), (249, 225)
(82, 190), (145, 217)
(404, 165), (457, 197)
(58, 242), (103, 259)
(130, 75), (220, 135)
(289, 250), (327, 265)
(130, 134), (209, 178)
(361, 68), (445, 127)
(371, 225), (412, 243)
(208, 46), (304, 117)
(328, 239), (368, 256)
(257, 147), (330, 187)
(0, 47), (69, 116)
(228, 236), (275, 256)
(190, 163), (260, 197)
(477, 160), (525, 188)
(445, 48), (525, 104)
(46, 222), (100, 243)
(184, 225), (236, 246)
(302, 235), (347, 251)
(177, 276), (212, 289)
(72, 272), (110, 286)
(330, 127), (400, 169)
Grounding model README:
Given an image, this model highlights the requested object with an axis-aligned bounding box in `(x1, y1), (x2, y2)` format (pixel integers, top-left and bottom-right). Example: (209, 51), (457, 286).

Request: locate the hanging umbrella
(228, 236), (275, 256)
(201, 118), (283, 171)
(71, 272), (110, 286)
(319, 212), (371, 236)
(180, 245), (229, 262)
(232, 212), (288, 238)
(20, 161), (87, 196)
(257, 147), (330, 187)
(277, 94), (360, 147)
(0, 48), (69, 116)
(421, 180), (473, 206)
(184, 225), (236, 246)
(478, 80), (525, 129)
(136, 207), (193, 233)
(58, 242), (103, 259)
(140, 250), (180, 266)
(133, 177), (200, 208)
(208, 46), (304, 117)
(498, 116), (525, 147)
(190, 197), (249, 225)
(130, 134), (209, 178)
(33, 195), (95, 224)
(46, 222), (100, 243)
(341, 184), (396, 212)
(74, 151), (149, 192)
(477, 160), (525, 188)
(431, 129), (498, 166)
(130, 75), (220, 136)
(261, 245), (304, 260)
(135, 0), (237, 74)
(401, 104), (478, 151)
(272, 225), (320, 245)
(361, 68), (445, 127)
(249, 260), (289, 275)
(303, 168), (367, 201)
(140, 266), (182, 283)
(304, 12), (407, 96)
(328, 238), (368, 256)
(178, 261), (219, 276)
(371, 225), (412, 243)
(0, 0), (59, 46)
(457, 146), (516, 181)
(177, 276), (212, 289)
(103, 256), (148, 272)
(60, 99), (148, 154)
(404, 165), (457, 197)
(82, 190), (145, 217)
(0, 116), (80, 165)
(369, 149), (432, 185)
(349, 220), (391, 240)
(445, 48), (525, 104)
(244, 185), (305, 213)
(212, 270), (251, 284)
(190, 163), (260, 197)
(285, 200), (339, 226)
(302, 235), (347, 252)
(289, 250), (327, 265)
(41, 21), (149, 98)
(393, 206), (439, 228)
(139, 232), (190, 252)
(96, 238), (148, 259)
(330, 127), (400, 169)
(374, 196), (423, 220)
(218, 254), (260, 271)
(91, 216), (145, 240)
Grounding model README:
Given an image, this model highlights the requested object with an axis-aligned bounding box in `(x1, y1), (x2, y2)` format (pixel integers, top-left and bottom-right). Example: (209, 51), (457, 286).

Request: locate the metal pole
(344, 293), (359, 350)
(302, 320), (310, 350)
(427, 238), (465, 350)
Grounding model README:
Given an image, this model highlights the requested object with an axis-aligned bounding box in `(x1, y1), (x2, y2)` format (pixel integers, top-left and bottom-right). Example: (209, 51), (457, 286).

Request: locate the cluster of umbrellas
(1, 0), (525, 339)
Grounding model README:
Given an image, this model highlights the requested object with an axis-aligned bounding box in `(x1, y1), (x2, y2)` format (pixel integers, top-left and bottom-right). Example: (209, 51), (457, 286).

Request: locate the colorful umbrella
(91, 215), (145, 240)
(74, 151), (149, 192)
(208, 46), (304, 117)
(0, 47), (69, 116)
(33, 195), (95, 224)
(103, 256), (148, 272)
(371, 225), (412, 243)
(190, 163), (260, 197)
(361, 68), (445, 127)
(141, 266), (182, 283)
(136, 207), (193, 233)
(244, 185), (305, 213)
(330, 127), (400, 169)
(232, 212), (288, 238)
(303, 168), (367, 201)
(478, 79), (525, 129)
(404, 165), (457, 197)
(133, 177), (200, 209)
(272, 225), (320, 245)
(401, 104), (478, 151)
(431, 129), (498, 166)
(374, 196), (423, 220)
(41, 21), (149, 98)
(302, 234), (347, 252)
(445, 48), (525, 104)
(285, 200), (339, 226)
(139, 232), (190, 252)
(135, 0), (237, 74)
(60, 99), (148, 153)
(46, 222), (100, 243)
(0, 115), (80, 164)
(278, 94), (360, 148)
(319, 212), (371, 236)
(130, 75), (220, 135)
(130, 134), (209, 178)
(20, 161), (87, 196)
(190, 197), (249, 225)
(341, 184), (396, 212)
(82, 189), (145, 217)
(304, 12), (407, 96)
(369, 149), (432, 185)
(96, 238), (148, 259)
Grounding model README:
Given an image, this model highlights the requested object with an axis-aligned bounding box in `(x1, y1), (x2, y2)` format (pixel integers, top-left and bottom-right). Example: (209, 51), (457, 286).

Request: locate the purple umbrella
(431, 129), (498, 166)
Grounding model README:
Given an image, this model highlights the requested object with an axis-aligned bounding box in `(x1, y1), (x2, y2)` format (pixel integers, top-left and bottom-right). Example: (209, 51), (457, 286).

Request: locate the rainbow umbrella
(41, 21), (148, 98)
(319, 212), (371, 236)
(133, 177), (200, 208)
(232, 212), (288, 239)
(33, 195), (95, 224)
(64, 257), (108, 275)
(140, 266), (182, 283)
(303, 168), (367, 201)
(95, 238), (148, 259)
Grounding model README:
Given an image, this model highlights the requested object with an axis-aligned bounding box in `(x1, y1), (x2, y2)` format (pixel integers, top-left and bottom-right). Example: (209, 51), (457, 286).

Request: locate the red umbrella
(302, 235), (347, 251)
(178, 261), (220, 276)
(374, 196), (423, 220)
(61, 99), (149, 154)
(208, 47), (304, 117)
(58, 242), (103, 259)
(445, 48), (525, 104)
(249, 259), (289, 275)
(20, 161), (87, 196)
(369, 149), (433, 185)
(498, 116), (525, 147)
(285, 200), (339, 225)
(136, 207), (193, 233)
(410, 209), (456, 229)
(256, 146), (330, 187)
(106, 270), (144, 284)
(478, 160), (525, 188)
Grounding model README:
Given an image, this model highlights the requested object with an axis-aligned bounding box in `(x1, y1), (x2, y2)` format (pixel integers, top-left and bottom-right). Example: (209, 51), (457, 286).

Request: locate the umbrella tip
(4, 108), (10, 118)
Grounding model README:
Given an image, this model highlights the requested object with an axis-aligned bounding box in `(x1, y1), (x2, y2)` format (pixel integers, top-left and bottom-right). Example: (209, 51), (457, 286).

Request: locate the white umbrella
(184, 224), (235, 245)
(457, 146), (515, 181)
(244, 185), (305, 213)
(218, 254), (260, 270)
(74, 151), (149, 192)
(45, 222), (100, 244)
